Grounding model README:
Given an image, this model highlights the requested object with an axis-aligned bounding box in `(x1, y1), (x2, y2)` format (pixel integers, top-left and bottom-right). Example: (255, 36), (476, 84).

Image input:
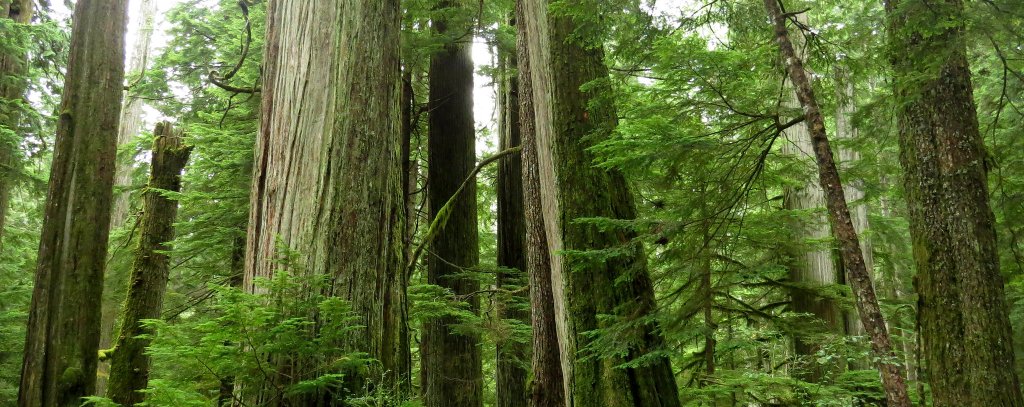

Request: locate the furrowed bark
(420, 1), (483, 405)
(763, 1), (910, 405)
(886, 0), (1024, 405)
(106, 122), (191, 406)
(519, 0), (681, 405)
(515, 2), (565, 405)
(18, 1), (129, 405)
(244, 0), (406, 404)
(0, 0), (33, 252)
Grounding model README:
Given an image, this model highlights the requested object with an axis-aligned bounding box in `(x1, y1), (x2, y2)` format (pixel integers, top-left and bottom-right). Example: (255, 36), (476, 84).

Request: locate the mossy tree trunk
(518, 0), (681, 405)
(106, 122), (191, 406)
(515, 2), (565, 405)
(98, 1), (158, 394)
(244, 0), (406, 404)
(17, 1), (129, 405)
(886, 0), (1024, 404)
(0, 0), (33, 252)
(764, 1), (910, 405)
(421, 1), (483, 405)
(495, 28), (530, 407)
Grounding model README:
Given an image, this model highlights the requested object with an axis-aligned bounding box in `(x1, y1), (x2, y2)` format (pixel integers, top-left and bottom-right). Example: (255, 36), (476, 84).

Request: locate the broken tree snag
(106, 122), (192, 406)
(762, 1), (911, 406)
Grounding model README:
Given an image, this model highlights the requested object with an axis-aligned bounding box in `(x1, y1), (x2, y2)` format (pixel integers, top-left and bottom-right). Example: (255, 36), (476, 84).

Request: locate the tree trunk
(420, 1), (483, 405)
(244, 0), (406, 403)
(518, 1), (681, 405)
(106, 122), (191, 406)
(515, 2), (565, 405)
(0, 0), (33, 252)
(496, 30), (530, 407)
(98, 0), (158, 395)
(763, 1), (910, 405)
(886, 0), (1024, 405)
(18, 1), (129, 406)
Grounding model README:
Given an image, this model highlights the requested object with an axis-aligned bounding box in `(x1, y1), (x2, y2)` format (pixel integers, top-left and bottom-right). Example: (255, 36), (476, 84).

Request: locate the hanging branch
(209, 1), (261, 94)
(406, 146), (522, 271)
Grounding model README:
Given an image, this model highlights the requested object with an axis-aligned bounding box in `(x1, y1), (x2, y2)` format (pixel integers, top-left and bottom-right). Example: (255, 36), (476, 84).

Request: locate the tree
(243, 0), (406, 403)
(763, 0), (910, 405)
(518, 0), (681, 405)
(106, 122), (191, 405)
(886, 0), (1024, 404)
(420, 1), (483, 405)
(0, 0), (32, 252)
(496, 29), (530, 407)
(18, 1), (129, 405)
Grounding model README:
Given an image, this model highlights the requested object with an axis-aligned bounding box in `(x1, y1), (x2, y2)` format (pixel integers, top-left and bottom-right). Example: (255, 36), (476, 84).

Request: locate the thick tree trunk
(886, 0), (1024, 405)
(496, 34), (530, 407)
(98, 0), (158, 394)
(106, 122), (191, 406)
(515, 2), (565, 405)
(0, 0), (33, 252)
(17, 1), (129, 406)
(420, 2), (483, 405)
(763, 1), (910, 405)
(518, 1), (681, 406)
(244, 0), (406, 404)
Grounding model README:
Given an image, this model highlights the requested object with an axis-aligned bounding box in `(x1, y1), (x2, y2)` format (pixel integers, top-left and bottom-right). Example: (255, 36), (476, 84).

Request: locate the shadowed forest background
(1, 0), (1023, 406)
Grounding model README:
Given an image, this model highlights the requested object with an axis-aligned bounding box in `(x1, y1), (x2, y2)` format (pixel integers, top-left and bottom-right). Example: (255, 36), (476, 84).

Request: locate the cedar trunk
(515, 1), (565, 405)
(106, 123), (191, 405)
(0, 0), (33, 251)
(496, 32), (530, 407)
(421, 1), (483, 405)
(887, 0), (1024, 405)
(518, 0), (681, 405)
(18, 1), (129, 406)
(244, 0), (406, 403)
(763, 1), (910, 405)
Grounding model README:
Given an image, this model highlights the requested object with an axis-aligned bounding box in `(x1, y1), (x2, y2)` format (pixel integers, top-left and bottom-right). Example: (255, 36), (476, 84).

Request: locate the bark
(886, 0), (1024, 405)
(518, 0), (681, 405)
(763, 1), (911, 405)
(420, 2), (483, 405)
(97, 0), (158, 394)
(244, 0), (406, 403)
(515, 2), (565, 405)
(0, 0), (33, 252)
(106, 122), (191, 406)
(495, 29), (530, 407)
(17, 1), (129, 406)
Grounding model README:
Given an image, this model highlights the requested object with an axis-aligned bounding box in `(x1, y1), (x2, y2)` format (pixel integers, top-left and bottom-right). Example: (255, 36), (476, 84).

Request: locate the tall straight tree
(244, 0), (406, 403)
(0, 0), (32, 251)
(515, 1), (564, 405)
(421, 1), (483, 405)
(106, 122), (191, 406)
(496, 37), (530, 407)
(17, 1), (129, 405)
(518, 0), (681, 405)
(763, 0), (910, 405)
(886, 0), (1024, 404)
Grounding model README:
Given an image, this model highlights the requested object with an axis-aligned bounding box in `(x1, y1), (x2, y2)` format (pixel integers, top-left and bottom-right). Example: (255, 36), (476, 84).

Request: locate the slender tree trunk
(244, 0), (406, 404)
(97, 1), (158, 395)
(420, 2), (483, 405)
(17, 1), (129, 405)
(518, 1), (681, 405)
(886, 0), (1024, 405)
(0, 0), (33, 252)
(763, 1), (910, 405)
(496, 30), (530, 407)
(515, 2), (565, 405)
(106, 122), (191, 406)
(218, 233), (246, 407)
